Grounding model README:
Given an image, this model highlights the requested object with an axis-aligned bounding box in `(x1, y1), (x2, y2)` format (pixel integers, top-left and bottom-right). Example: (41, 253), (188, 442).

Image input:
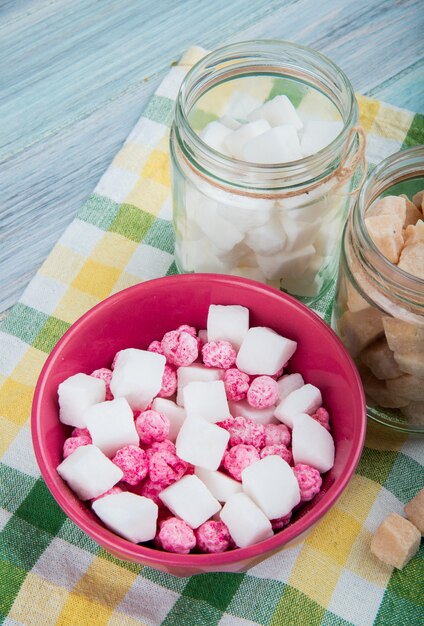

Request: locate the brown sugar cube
(400, 195), (422, 227)
(405, 489), (424, 534)
(398, 241), (424, 280)
(412, 190), (424, 212)
(346, 277), (369, 312)
(339, 308), (384, 357)
(368, 195), (407, 222)
(394, 351), (424, 378)
(383, 317), (424, 355)
(364, 214), (404, 263)
(400, 401), (424, 424)
(359, 365), (409, 408)
(404, 220), (424, 246)
(388, 374), (424, 402)
(360, 337), (402, 380)
(371, 513), (421, 569)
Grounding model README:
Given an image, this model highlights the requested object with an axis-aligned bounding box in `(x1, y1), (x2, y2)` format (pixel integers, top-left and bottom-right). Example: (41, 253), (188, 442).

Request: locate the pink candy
(135, 477), (164, 505)
(201, 340), (237, 369)
(223, 444), (260, 481)
(293, 463), (322, 502)
(176, 324), (197, 338)
(263, 423), (291, 447)
(158, 364), (177, 398)
(271, 511), (292, 530)
(145, 439), (176, 460)
(63, 435), (92, 459)
(112, 445), (148, 485)
(156, 517), (196, 554)
(247, 375), (279, 408)
(149, 448), (188, 486)
(135, 410), (170, 445)
(71, 427), (91, 439)
(161, 329), (198, 367)
(195, 520), (232, 553)
(223, 368), (250, 401)
(260, 444), (292, 465)
(147, 340), (164, 355)
(311, 407), (331, 431)
(218, 416), (265, 449)
(90, 367), (113, 400)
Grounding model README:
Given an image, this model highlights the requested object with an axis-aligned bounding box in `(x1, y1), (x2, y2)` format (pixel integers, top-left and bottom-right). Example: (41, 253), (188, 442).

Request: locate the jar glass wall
(333, 146), (424, 434)
(170, 40), (364, 304)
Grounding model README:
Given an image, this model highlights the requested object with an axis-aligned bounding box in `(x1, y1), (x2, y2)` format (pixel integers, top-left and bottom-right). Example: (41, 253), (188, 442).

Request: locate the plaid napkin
(0, 47), (423, 626)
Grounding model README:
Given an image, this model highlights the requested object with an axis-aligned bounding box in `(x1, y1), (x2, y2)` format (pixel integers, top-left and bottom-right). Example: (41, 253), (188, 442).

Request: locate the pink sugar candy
(158, 364), (177, 398)
(90, 367), (113, 400)
(112, 445), (148, 486)
(195, 520), (232, 553)
(260, 444), (292, 465)
(293, 463), (322, 502)
(136, 477), (165, 505)
(135, 410), (170, 445)
(201, 341), (237, 370)
(218, 416), (265, 449)
(147, 340), (164, 355)
(156, 517), (196, 554)
(145, 439), (176, 461)
(223, 444), (260, 481)
(177, 324), (197, 338)
(161, 329), (198, 367)
(271, 511), (292, 530)
(264, 423), (291, 447)
(311, 407), (331, 431)
(63, 435), (92, 459)
(91, 485), (124, 504)
(149, 448), (188, 486)
(71, 427), (91, 439)
(223, 368), (250, 401)
(247, 375), (279, 409)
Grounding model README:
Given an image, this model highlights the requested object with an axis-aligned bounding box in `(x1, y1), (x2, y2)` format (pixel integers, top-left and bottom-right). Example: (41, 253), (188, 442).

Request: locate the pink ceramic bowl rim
(32, 274), (367, 569)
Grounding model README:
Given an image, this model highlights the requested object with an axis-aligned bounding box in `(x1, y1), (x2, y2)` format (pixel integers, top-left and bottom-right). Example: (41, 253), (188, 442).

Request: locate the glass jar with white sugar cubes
(170, 40), (365, 303)
(332, 146), (424, 434)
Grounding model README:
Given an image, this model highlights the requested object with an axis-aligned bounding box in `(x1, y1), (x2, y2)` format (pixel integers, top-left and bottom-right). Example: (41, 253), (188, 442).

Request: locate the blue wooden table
(1, 0), (423, 314)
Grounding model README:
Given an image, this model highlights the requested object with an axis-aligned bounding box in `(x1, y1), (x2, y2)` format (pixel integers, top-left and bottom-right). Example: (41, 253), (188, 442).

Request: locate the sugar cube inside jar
(170, 40), (365, 303)
(332, 145), (424, 432)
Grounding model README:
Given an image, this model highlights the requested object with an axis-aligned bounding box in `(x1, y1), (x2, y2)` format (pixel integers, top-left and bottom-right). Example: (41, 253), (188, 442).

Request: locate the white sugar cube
(177, 365), (224, 406)
(159, 475), (221, 529)
(275, 384), (322, 428)
(197, 207), (244, 252)
(277, 373), (305, 400)
(220, 493), (273, 548)
(186, 384), (228, 425)
(292, 413), (335, 473)
(224, 119), (271, 160)
(110, 349), (166, 411)
(236, 327), (297, 376)
(176, 238), (230, 273)
(207, 304), (249, 350)
(242, 124), (302, 164)
(280, 214), (318, 250)
(256, 245), (316, 281)
(58, 373), (106, 428)
(151, 397), (186, 441)
(247, 95), (303, 130)
(245, 216), (287, 255)
(230, 266), (267, 283)
(92, 492), (158, 544)
(301, 120), (343, 156)
(57, 445), (123, 500)
(195, 467), (242, 502)
(85, 397), (139, 457)
(216, 200), (273, 232)
(219, 115), (242, 130)
(200, 121), (232, 154)
(242, 455), (300, 519)
(224, 91), (263, 121)
(176, 417), (229, 470)
(229, 400), (277, 425)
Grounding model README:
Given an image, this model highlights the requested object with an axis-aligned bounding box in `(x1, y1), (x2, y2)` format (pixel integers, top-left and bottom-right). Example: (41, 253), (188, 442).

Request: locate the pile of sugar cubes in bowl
(56, 304), (336, 555)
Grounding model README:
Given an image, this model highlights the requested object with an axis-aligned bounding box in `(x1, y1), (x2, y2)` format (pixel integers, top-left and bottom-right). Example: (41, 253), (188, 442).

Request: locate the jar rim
(349, 145), (424, 303)
(174, 39), (358, 191)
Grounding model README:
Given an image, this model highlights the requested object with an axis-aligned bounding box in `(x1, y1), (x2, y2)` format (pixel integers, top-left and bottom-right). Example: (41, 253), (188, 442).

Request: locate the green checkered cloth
(0, 47), (423, 626)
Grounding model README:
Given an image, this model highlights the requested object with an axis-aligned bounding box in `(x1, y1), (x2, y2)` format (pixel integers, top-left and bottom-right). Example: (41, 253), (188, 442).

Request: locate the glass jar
(333, 146), (424, 434)
(170, 40), (365, 304)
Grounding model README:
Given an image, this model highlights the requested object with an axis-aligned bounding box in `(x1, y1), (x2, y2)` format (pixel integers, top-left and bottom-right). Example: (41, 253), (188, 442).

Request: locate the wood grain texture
(1, 0), (423, 313)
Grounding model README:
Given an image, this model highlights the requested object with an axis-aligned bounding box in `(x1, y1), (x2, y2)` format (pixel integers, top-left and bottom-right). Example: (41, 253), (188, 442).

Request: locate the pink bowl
(32, 274), (366, 576)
